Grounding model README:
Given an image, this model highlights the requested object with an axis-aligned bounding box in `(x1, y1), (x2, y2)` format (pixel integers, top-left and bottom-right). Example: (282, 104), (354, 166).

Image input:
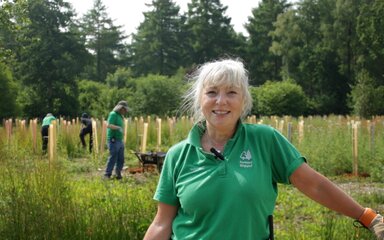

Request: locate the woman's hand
(369, 213), (384, 239)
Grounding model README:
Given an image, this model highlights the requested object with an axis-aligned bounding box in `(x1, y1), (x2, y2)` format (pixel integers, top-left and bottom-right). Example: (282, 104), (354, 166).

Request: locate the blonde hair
(182, 58), (253, 123)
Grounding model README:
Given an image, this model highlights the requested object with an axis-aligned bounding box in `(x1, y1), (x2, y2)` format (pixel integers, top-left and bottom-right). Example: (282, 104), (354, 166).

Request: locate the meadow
(0, 115), (383, 239)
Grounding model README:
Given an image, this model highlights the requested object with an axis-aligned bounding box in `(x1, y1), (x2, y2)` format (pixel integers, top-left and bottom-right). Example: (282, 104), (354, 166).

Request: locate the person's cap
(46, 113), (53, 117)
(81, 112), (89, 118)
(113, 100), (130, 112)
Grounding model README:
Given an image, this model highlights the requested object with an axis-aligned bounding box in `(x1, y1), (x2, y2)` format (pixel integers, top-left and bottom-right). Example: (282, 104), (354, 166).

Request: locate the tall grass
(0, 154), (158, 239)
(0, 115), (383, 239)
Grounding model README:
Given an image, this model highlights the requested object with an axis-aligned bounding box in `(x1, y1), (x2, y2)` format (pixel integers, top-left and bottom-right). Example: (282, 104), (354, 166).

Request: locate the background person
(144, 58), (384, 240)
(104, 100), (129, 180)
(79, 112), (93, 152)
(41, 113), (56, 153)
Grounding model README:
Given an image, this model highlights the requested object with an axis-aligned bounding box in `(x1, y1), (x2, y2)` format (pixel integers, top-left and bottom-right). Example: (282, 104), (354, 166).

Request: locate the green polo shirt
(106, 111), (124, 141)
(42, 116), (56, 126)
(154, 122), (306, 240)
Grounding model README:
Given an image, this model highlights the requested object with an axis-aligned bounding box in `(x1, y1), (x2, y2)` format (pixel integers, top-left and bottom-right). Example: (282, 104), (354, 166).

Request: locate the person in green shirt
(41, 113), (56, 153)
(104, 100), (130, 180)
(144, 59), (383, 240)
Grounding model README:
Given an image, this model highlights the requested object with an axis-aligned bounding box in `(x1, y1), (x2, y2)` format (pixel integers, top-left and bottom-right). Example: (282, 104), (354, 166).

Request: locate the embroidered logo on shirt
(240, 150), (253, 168)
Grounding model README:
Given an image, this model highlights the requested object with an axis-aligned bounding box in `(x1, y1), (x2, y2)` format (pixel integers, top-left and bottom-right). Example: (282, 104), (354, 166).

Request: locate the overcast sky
(67, 0), (262, 37)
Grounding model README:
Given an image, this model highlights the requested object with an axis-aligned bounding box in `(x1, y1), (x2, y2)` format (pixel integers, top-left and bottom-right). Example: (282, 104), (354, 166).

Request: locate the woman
(144, 59), (383, 239)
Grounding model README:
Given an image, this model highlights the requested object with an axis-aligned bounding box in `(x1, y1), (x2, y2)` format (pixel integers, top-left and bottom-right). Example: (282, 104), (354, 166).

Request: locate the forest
(1, 0), (384, 120)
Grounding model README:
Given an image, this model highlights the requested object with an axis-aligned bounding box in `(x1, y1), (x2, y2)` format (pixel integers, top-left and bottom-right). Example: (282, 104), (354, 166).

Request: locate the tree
(79, 0), (127, 82)
(356, 0), (384, 86)
(245, 0), (290, 85)
(270, 0), (351, 114)
(350, 70), (384, 117)
(185, 0), (241, 64)
(9, 0), (88, 117)
(130, 0), (186, 76)
(0, 62), (18, 119)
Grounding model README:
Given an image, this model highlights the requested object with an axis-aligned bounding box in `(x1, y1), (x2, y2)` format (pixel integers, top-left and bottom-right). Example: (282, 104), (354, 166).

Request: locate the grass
(0, 115), (383, 239)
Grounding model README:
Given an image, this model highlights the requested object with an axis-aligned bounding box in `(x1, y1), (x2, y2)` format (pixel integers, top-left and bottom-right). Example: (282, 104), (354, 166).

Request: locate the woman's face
(201, 84), (243, 131)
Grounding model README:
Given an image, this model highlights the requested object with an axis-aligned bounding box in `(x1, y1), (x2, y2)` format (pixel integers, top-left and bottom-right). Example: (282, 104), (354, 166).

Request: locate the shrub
(251, 80), (308, 116)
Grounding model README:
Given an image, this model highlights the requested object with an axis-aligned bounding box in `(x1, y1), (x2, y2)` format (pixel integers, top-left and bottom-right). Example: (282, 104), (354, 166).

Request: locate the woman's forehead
(204, 84), (240, 89)
(203, 82), (240, 90)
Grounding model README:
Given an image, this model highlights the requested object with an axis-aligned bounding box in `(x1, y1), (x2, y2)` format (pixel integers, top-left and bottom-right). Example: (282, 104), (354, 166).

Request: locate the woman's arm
(289, 163), (365, 219)
(144, 202), (178, 240)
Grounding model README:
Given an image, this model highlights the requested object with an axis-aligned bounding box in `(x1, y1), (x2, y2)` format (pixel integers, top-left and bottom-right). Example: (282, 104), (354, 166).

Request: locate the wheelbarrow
(133, 151), (166, 172)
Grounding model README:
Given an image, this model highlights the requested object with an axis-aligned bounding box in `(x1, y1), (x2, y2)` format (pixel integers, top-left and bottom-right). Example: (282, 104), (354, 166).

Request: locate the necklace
(202, 131), (227, 152)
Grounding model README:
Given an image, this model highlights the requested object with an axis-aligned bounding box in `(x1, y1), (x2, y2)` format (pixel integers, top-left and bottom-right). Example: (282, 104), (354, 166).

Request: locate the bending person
(79, 112), (93, 153)
(41, 113), (56, 153)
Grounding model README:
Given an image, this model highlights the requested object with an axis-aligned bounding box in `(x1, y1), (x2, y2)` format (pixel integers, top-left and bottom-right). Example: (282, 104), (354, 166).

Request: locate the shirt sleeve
(107, 112), (116, 125)
(153, 146), (180, 206)
(269, 128), (306, 184)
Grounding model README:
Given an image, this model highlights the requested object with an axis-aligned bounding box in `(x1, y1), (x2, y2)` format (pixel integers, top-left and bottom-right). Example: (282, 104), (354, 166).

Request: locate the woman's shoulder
(167, 139), (189, 156)
(242, 122), (276, 134)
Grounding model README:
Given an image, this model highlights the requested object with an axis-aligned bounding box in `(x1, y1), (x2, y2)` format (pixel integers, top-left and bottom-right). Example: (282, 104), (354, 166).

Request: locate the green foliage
(106, 67), (134, 89)
(0, 62), (19, 119)
(78, 79), (133, 119)
(131, 0), (186, 76)
(245, 0), (289, 85)
(356, 0), (384, 85)
(5, 0), (88, 117)
(78, 0), (127, 82)
(186, 0), (241, 64)
(2, 0), (384, 118)
(132, 74), (183, 116)
(251, 80), (308, 116)
(270, 0), (352, 114)
(350, 70), (384, 118)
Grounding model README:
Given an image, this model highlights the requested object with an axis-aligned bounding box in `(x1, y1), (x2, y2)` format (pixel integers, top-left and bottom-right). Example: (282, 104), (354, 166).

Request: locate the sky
(67, 0), (262, 37)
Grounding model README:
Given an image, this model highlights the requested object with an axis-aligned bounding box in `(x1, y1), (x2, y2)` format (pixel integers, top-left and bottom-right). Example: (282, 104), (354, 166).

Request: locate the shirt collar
(186, 120), (243, 148)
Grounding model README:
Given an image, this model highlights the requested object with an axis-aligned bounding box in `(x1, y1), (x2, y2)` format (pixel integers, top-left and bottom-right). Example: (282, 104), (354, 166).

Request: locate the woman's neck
(201, 125), (235, 152)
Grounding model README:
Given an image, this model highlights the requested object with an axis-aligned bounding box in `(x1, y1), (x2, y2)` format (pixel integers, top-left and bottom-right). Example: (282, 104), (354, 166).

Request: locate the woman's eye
(206, 90), (217, 96)
(228, 91), (237, 95)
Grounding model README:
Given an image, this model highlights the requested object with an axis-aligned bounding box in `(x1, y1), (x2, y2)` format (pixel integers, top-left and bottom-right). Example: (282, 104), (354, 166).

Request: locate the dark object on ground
(133, 151), (166, 172)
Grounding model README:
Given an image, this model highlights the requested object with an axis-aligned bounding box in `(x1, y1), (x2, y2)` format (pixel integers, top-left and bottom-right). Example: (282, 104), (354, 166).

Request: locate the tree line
(1, 0), (383, 120)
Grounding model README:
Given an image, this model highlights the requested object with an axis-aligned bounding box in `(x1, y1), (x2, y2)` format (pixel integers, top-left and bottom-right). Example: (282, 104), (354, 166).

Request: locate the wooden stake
(5, 119), (12, 145)
(278, 120), (284, 133)
(30, 119), (38, 153)
(368, 121), (375, 157)
(298, 120), (304, 145)
(168, 117), (174, 145)
(287, 122), (292, 142)
(92, 119), (98, 154)
(48, 120), (57, 165)
(352, 121), (359, 176)
(124, 118), (128, 144)
(156, 118), (162, 151)
(100, 120), (107, 155)
(141, 122), (148, 153)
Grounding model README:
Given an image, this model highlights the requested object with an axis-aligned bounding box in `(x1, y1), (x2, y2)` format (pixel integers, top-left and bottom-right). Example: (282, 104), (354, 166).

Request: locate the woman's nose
(215, 93), (227, 104)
